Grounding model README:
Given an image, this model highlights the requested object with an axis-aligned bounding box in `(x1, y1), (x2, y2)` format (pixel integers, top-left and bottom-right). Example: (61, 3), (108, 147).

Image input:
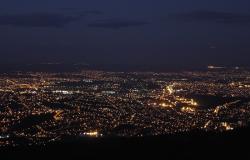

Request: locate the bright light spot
(221, 122), (234, 131)
(53, 110), (63, 121)
(82, 131), (102, 137)
(214, 106), (222, 115)
(159, 103), (173, 108)
(208, 65), (225, 69)
(166, 85), (174, 95)
(161, 103), (167, 107)
(53, 90), (73, 95)
(181, 107), (195, 113)
(191, 99), (198, 106)
(204, 120), (212, 129)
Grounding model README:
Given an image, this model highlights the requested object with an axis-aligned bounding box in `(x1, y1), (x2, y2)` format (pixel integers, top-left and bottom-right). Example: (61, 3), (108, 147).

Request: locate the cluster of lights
(175, 97), (198, 106)
(221, 122), (234, 131)
(53, 90), (73, 95)
(82, 131), (102, 137)
(159, 103), (173, 108)
(181, 107), (196, 113)
(1, 69), (250, 147)
(53, 110), (63, 121)
(166, 85), (174, 95)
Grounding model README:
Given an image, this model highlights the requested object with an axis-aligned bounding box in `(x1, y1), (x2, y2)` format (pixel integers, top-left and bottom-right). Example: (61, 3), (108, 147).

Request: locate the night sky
(1, 0), (250, 69)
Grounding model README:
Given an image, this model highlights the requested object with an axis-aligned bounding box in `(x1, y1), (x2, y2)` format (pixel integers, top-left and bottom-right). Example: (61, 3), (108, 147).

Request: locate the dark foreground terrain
(1, 127), (250, 160)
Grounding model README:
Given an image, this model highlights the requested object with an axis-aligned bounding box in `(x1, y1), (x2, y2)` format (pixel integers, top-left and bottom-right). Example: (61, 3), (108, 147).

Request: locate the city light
(82, 131), (101, 137)
(0, 69), (249, 147)
(221, 122), (234, 131)
(181, 107), (196, 113)
(167, 85), (174, 95)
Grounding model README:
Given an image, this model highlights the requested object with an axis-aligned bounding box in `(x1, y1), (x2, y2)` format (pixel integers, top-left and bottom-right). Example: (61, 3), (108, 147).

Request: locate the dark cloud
(0, 12), (87, 28)
(59, 8), (104, 16)
(88, 20), (150, 29)
(170, 11), (250, 24)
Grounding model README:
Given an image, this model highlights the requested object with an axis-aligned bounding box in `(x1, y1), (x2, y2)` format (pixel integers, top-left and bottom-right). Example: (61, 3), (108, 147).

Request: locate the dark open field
(1, 127), (250, 160)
